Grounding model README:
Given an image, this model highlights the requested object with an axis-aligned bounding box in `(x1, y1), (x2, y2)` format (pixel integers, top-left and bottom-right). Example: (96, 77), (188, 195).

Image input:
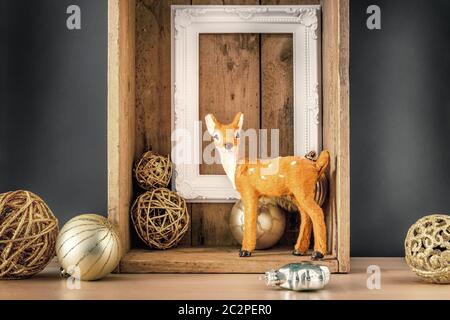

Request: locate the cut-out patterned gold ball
(405, 214), (450, 284)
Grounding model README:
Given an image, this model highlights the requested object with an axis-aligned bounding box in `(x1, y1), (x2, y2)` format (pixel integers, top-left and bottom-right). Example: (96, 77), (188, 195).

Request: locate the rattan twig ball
(134, 151), (173, 190)
(0, 190), (59, 279)
(131, 188), (189, 250)
(405, 214), (450, 284)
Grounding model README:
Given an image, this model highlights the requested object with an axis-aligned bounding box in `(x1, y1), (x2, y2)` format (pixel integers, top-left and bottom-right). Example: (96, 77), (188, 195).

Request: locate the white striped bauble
(56, 214), (122, 281)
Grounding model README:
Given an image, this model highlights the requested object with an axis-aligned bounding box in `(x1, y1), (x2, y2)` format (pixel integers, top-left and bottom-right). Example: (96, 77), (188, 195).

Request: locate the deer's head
(205, 112), (244, 154)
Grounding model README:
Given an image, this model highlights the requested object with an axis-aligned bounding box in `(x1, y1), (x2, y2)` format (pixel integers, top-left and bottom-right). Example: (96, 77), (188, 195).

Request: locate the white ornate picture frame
(171, 5), (322, 202)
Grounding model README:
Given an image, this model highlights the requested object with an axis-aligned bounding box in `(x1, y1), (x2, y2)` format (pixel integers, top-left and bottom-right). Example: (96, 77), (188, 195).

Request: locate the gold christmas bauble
(56, 214), (122, 281)
(229, 197), (286, 250)
(405, 214), (450, 284)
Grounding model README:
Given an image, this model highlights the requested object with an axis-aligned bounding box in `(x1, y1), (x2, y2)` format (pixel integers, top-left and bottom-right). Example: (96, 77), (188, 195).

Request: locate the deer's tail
(315, 150), (330, 177)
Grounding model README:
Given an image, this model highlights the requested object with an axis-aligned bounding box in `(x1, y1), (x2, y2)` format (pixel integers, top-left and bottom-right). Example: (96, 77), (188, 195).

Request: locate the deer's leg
(292, 190), (327, 260)
(240, 193), (259, 258)
(292, 210), (312, 256)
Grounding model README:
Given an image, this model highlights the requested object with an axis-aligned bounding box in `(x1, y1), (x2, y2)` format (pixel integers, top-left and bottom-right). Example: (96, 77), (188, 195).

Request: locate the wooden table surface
(0, 258), (449, 300)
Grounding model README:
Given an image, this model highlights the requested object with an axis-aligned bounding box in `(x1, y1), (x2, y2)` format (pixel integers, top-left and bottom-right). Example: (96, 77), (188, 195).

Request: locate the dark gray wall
(351, 0), (450, 256)
(0, 0), (108, 226)
(1, 0), (450, 256)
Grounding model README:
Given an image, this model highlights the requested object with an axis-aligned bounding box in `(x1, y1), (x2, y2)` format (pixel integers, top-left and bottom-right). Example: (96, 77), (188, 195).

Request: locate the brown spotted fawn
(205, 112), (330, 260)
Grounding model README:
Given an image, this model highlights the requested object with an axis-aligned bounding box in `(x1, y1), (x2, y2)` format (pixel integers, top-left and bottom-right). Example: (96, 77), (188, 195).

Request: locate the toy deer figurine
(205, 112), (330, 260)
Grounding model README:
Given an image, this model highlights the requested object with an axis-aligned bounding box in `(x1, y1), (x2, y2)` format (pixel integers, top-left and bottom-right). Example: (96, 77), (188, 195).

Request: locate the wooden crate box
(108, 0), (350, 273)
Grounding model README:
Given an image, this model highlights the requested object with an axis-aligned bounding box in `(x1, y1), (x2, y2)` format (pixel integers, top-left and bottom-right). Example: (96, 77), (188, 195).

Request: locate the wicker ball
(405, 214), (450, 284)
(131, 188), (189, 250)
(134, 151), (172, 190)
(276, 174), (328, 213)
(0, 190), (59, 279)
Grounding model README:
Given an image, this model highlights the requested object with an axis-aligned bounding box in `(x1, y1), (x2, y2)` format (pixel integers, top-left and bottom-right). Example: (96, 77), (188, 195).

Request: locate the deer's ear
(205, 114), (217, 136)
(232, 112), (244, 131)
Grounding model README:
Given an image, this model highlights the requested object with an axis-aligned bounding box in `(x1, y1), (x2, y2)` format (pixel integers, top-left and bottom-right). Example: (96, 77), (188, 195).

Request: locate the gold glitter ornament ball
(405, 214), (450, 284)
(56, 214), (122, 281)
(229, 197), (286, 250)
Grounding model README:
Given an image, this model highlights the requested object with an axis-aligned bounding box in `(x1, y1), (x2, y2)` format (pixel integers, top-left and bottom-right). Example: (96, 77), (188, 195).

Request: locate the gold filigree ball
(405, 214), (450, 284)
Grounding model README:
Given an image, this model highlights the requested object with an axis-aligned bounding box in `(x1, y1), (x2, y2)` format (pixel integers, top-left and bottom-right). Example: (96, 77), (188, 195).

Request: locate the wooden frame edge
(321, 0), (350, 273)
(336, 0), (350, 274)
(108, 0), (136, 264)
(119, 249), (341, 274)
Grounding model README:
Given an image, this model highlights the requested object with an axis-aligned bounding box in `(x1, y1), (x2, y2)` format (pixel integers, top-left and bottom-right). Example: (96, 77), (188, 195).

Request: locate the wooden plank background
(135, 0), (325, 249)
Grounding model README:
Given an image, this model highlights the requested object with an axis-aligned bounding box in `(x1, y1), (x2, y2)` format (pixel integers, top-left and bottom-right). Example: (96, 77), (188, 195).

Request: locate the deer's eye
(213, 133), (219, 140)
